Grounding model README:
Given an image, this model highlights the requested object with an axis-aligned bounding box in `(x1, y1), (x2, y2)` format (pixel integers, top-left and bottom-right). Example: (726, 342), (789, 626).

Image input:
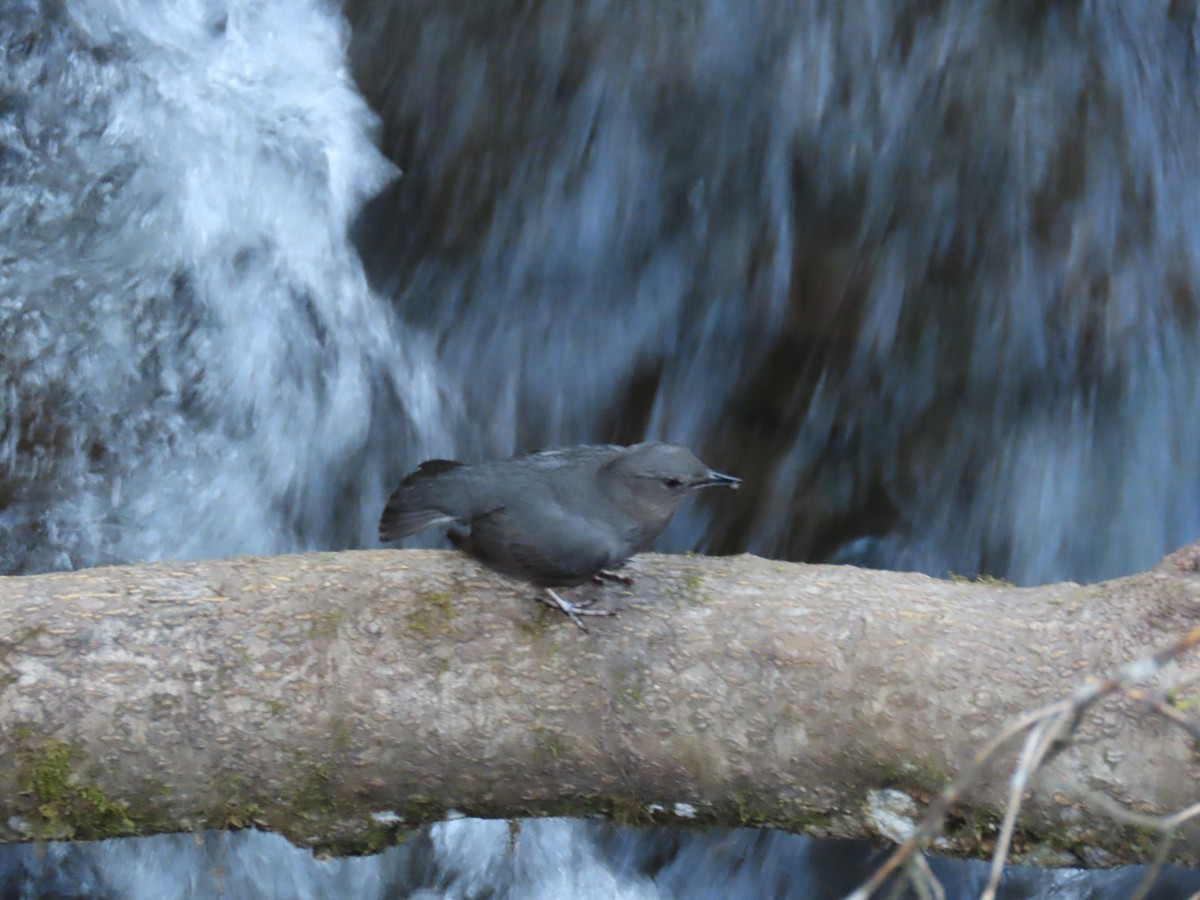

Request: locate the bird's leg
(574, 567), (634, 608)
(538, 588), (617, 632)
(592, 568), (634, 587)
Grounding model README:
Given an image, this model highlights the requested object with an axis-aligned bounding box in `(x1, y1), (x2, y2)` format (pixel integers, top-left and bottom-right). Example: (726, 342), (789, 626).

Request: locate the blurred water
(5, 820), (1200, 899)
(349, 0), (1200, 585)
(0, 0), (451, 573)
(3, 0), (1200, 897)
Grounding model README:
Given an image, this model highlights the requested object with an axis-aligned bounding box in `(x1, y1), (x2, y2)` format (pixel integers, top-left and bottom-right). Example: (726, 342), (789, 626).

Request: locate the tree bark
(0, 547), (1197, 864)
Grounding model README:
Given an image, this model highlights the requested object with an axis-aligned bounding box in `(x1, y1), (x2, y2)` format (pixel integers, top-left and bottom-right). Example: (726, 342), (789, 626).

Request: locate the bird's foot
(592, 568), (634, 587)
(540, 588), (616, 632)
(570, 591), (602, 608)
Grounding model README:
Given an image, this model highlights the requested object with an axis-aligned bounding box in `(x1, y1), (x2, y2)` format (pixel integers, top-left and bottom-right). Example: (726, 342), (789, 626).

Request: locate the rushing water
(346, 0), (1200, 587)
(2, 0), (1200, 896)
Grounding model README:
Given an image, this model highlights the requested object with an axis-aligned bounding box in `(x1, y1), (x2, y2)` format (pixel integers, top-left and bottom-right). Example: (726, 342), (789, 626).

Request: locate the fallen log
(0, 547), (1196, 865)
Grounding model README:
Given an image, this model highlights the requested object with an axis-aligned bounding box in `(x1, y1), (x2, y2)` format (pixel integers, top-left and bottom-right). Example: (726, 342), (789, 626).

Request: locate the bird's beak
(697, 470), (741, 490)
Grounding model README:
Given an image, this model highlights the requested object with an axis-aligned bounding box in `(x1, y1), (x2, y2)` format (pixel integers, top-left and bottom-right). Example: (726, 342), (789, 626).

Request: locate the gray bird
(378, 442), (740, 630)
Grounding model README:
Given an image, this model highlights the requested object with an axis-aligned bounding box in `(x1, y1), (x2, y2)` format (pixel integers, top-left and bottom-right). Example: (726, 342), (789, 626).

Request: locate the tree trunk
(0, 547), (1197, 864)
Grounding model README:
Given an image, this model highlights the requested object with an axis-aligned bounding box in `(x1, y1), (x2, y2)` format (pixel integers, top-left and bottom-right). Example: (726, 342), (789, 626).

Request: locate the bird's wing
(379, 507), (458, 542)
(378, 459), (468, 542)
(465, 506), (620, 586)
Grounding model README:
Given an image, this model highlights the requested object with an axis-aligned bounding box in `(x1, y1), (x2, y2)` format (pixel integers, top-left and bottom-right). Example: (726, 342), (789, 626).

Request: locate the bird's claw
(540, 588), (617, 632)
(592, 568), (634, 587)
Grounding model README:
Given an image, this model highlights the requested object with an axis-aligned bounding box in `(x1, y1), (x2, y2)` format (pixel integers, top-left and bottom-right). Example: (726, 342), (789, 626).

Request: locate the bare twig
(1080, 793), (1200, 900)
(1125, 687), (1200, 740)
(1130, 831), (1181, 900)
(981, 714), (1065, 900)
(845, 626), (1200, 900)
(911, 853), (945, 900)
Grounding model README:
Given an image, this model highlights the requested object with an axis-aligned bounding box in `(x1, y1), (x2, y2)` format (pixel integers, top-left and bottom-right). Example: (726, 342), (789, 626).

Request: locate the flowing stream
(2, 0), (1200, 896)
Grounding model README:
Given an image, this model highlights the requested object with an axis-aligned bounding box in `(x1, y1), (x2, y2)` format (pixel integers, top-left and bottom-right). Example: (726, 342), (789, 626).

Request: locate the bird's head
(602, 442), (740, 540)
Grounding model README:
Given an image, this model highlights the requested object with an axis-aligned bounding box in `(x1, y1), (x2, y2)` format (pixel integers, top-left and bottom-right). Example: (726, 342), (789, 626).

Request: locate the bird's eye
(662, 477), (684, 489)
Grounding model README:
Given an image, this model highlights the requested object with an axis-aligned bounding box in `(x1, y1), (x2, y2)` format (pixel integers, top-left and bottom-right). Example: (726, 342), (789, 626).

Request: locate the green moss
(613, 669), (647, 710)
(309, 608), (343, 639)
(554, 794), (657, 827)
(294, 761), (336, 818)
(664, 566), (709, 606)
(202, 770), (264, 832)
(285, 791), (446, 857)
(404, 793), (447, 825)
(788, 807), (837, 832)
(359, 817), (399, 854)
(934, 802), (1072, 863)
(427, 591), (456, 614)
(406, 591), (460, 635)
(221, 802), (265, 830)
(890, 797), (1156, 865)
(309, 813), (419, 858)
(726, 787), (786, 828)
(10, 721), (38, 743)
(1167, 688), (1199, 713)
(516, 610), (553, 640)
(531, 726), (566, 765)
(947, 572), (1014, 587)
(861, 753), (950, 800)
(127, 779), (176, 834)
(16, 740), (135, 840)
(361, 824), (390, 854)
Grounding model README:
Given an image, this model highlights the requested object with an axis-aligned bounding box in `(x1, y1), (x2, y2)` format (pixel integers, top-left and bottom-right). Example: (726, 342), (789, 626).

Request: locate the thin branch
(846, 626), (1200, 900)
(911, 853), (946, 900)
(1125, 687), (1200, 740)
(982, 714), (1066, 900)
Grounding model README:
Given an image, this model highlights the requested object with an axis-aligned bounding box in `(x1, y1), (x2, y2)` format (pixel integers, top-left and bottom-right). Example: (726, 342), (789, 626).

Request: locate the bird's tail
(379, 459), (467, 542)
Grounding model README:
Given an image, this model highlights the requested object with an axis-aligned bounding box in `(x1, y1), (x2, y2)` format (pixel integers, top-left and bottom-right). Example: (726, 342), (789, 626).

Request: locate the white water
(0, 0), (452, 573)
